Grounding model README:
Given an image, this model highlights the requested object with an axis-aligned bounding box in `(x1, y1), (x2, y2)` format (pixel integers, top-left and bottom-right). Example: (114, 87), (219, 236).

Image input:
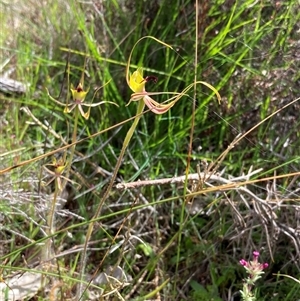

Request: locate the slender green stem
(77, 100), (145, 299)
(43, 106), (79, 267)
(43, 180), (58, 263)
(65, 106), (79, 181)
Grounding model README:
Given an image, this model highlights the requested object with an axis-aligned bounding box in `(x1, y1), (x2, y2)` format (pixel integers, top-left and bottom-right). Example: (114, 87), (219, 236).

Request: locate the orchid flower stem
(40, 178), (59, 289)
(48, 180), (59, 237)
(43, 178), (59, 261)
(44, 107), (79, 267)
(67, 106), (79, 177)
(77, 100), (145, 299)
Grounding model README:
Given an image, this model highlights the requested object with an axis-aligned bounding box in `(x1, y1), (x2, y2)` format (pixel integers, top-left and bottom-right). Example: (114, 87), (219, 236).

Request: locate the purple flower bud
(240, 259), (248, 266)
(253, 251), (260, 259)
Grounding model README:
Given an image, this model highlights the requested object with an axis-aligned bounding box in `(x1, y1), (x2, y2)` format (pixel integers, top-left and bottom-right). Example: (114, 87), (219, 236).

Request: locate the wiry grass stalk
(76, 100), (145, 299)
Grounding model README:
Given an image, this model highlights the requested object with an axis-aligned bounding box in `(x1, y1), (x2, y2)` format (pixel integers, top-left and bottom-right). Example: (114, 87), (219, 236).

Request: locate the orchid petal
(81, 100), (118, 108)
(77, 105), (90, 120)
(127, 92), (145, 105)
(129, 68), (145, 93)
(46, 88), (66, 107)
(143, 95), (174, 115)
(64, 104), (76, 114)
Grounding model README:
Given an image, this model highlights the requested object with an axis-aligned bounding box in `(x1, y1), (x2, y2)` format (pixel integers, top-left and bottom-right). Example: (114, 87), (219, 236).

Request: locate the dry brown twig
(116, 167), (263, 190)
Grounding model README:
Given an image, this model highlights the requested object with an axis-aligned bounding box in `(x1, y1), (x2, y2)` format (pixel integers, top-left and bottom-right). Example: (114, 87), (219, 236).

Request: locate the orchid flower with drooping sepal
(127, 66), (221, 115)
(127, 67), (176, 115)
(125, 36), (221, 115)
(64, 82), (89, 118)
(47, 79), (117, 120)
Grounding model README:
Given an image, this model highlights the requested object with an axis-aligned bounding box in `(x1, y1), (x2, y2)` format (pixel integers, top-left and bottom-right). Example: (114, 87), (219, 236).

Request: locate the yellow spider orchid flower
(128, 67), (175, 115)
(47, 80), (116, 120)
(66, 82), (114, 119)
(43, 156), (77, 191)
(65, 82), (90, 118)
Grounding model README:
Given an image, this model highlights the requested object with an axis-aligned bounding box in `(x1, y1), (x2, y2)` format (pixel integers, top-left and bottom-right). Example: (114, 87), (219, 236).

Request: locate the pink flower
(240, 251), (268, 283)
(239, 251), (268, 300)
